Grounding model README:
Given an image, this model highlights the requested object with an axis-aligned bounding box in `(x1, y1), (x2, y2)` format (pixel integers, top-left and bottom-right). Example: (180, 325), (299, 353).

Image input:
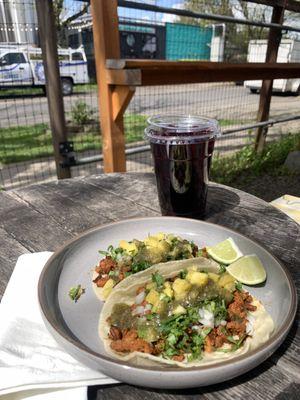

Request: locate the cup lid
(145, 114), (221, 144)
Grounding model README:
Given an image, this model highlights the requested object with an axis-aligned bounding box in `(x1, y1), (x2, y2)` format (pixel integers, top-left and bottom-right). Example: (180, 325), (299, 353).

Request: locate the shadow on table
(88, 320), (299, 399)
(206, 185), (240, 218)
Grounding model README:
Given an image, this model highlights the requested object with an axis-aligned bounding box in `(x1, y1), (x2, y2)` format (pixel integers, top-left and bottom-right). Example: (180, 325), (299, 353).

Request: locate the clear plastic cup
(145, 115), (221, 219)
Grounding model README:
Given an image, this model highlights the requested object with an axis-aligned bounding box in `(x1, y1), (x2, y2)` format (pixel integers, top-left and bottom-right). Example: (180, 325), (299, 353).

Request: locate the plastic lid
(145, 115), (221, 144)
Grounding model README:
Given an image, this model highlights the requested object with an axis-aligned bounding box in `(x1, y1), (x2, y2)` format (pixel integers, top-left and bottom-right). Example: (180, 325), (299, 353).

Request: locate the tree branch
(62, 4), (89, 28)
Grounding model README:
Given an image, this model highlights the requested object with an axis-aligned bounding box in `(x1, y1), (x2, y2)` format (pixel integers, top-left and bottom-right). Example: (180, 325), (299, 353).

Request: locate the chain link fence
(0, 0), (299, 189)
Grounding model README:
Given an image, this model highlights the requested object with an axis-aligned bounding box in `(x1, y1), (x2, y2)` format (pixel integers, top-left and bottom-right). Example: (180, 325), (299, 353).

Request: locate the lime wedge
(206, 237), (242, 265)
(226, 255), (267, 285)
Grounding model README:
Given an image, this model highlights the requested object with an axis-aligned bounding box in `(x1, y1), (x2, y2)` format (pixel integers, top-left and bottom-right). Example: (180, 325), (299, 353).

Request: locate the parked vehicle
(0, 44), (89, 95)
(244, 39), (300, 95)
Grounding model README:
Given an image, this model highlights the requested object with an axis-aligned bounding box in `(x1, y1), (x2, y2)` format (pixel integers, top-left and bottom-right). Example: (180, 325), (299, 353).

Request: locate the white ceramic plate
(38, 217), (297, 389)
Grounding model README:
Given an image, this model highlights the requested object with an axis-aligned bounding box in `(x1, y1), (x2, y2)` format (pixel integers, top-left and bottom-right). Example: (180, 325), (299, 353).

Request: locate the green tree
(180, 0), (269, 62)
(52, 0), (89, 46)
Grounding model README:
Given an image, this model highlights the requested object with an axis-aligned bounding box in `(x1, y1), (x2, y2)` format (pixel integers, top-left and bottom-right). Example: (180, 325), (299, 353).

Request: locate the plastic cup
(145, 115), (221, 219)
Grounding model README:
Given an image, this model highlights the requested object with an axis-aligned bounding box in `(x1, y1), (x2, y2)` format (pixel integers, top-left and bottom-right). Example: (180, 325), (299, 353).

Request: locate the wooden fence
(36, 0), (300, 178)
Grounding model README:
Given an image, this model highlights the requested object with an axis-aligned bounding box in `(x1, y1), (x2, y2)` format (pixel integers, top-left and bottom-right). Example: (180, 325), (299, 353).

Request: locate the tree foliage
(179, 0), (269, 61)
(52, 0), (89, 46)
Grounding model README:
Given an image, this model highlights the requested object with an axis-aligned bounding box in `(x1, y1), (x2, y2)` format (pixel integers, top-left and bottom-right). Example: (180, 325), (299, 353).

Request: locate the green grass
(211, 133), (300, 185)
(218, 119), (246, 127)
(0, 87), (44, 97)
(0, 83), (98, 98)
(0, 113), (147, 164)
(73, 83), (98, 93)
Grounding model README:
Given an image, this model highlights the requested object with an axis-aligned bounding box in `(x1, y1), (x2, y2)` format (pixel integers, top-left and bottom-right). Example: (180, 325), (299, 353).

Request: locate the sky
(63, 0), (185, 23)
(63, 0), (300, 34)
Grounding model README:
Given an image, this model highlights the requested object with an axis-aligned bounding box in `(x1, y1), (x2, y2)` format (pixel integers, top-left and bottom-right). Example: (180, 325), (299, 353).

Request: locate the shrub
(71, 101), (94, 126)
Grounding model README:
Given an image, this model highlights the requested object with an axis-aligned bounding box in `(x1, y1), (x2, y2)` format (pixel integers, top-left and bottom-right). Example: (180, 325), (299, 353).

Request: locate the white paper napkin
(0, 252), (118, 399)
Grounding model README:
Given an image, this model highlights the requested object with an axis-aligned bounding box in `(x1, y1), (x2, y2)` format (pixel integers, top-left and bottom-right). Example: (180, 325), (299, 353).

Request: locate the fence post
(254, 5), (285, 153)
(35, 0), (71, 179)
(90, 0), (127, 172)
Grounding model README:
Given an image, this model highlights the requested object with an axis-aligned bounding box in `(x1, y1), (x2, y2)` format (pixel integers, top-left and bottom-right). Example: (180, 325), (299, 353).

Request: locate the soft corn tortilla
(99, 258), (274, 368)
(93, 257), (219, 301)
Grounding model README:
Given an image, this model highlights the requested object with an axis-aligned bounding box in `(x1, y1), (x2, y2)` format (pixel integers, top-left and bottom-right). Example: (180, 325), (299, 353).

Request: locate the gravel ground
(229, 173), (300, 202)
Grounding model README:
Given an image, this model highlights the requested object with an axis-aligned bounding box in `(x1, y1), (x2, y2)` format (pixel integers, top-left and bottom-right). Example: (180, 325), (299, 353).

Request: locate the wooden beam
(242, 0), (300, 13)
(105, 60), (300, 86)
(112, 86), (135, 122)
(255, 5), (285, 153)
(90, 0), (126, 173)
(106, 69), (141, 86)
(35, 0), (70, 179)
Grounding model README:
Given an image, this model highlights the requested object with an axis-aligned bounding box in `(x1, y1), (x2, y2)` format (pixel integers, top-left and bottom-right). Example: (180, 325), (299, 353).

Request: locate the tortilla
(99, 258), (274, 367)
(93, 257), (219, 301)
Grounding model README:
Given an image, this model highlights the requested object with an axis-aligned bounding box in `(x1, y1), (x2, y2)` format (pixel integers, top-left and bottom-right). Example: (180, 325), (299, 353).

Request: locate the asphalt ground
(0, 82), (299, 190)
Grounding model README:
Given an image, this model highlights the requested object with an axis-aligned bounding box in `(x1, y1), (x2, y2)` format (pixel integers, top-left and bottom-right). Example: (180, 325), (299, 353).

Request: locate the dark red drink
(145, 115), (220, 219)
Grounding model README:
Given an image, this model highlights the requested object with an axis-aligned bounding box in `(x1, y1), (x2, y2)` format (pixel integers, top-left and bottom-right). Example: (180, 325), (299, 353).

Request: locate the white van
(0, 44), (89, 95)
(244, 39), (300, 94)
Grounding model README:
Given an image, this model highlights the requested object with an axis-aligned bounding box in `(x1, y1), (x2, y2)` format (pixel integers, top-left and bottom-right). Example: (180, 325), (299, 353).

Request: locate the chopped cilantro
(131, 260), (151, 274)
(201, 327), (212, 337)
(152, 272), (165, 289)
(235, 281), (243, 291)
(219, 264), (227, 273)
(226, 335), (247, 351)
(68, 285), (85, 302)
(179, 269), (188, 279)
(99, 245), (124, 261)
(197, 249), (203, 257)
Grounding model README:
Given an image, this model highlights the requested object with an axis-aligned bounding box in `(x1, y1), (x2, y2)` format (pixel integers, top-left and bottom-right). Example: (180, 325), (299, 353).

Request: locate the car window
(72, 52), (84, 61)
(0, 52), (26, 65)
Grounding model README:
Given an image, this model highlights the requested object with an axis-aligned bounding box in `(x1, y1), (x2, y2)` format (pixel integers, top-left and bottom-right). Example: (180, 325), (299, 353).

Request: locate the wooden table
(0, 173), (299, 399)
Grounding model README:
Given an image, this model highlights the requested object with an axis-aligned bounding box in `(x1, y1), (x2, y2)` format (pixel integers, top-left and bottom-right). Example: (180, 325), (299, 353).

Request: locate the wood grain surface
(0, 173), (299, 399)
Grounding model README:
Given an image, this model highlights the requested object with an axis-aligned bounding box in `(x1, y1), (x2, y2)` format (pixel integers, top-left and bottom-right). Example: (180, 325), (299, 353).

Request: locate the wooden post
(254, 5), (285, 153)
(90, 0), (128, 172)
(35, 0), (71, 179)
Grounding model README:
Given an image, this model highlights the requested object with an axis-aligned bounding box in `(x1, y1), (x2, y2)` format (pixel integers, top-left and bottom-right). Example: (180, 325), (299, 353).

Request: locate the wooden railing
(88, 0), (300, 173)
(106, 60), (300, 86)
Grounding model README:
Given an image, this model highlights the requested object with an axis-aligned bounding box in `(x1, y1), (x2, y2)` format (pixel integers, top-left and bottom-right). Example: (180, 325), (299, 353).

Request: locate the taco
(99, 258), (274, 367)
(92, 233), (199, 300)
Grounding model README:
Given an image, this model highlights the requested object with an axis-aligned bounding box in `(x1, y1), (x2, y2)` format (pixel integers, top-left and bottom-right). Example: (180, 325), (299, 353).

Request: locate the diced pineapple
(153, 300), (167, 314)
(146, 282), (155, 290)
(119, 240), (138, 255)
(186, 271), (208, 287)
(173, 305), (186, 315)
(156, 240), (170, 254)
(145, 289), (160, 305)
(208, 272), (220, 283)
(144, 236), (159, 247)
(154, 232), (165, 240)
(218, 273), (235, 288)
(102, 278), (114, 299)
(172, 278), (191, 300)
(224, 282), (236, 292)
(163, 283), (173, 298)
(187, 265), (198, 272)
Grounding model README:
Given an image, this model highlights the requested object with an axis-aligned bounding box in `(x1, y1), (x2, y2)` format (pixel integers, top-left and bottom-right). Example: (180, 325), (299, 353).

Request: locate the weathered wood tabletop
(0, 173), (299, 399)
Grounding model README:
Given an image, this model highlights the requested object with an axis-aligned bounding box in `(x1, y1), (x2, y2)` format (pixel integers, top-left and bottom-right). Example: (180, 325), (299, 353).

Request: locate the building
(0, 0), (38, 44)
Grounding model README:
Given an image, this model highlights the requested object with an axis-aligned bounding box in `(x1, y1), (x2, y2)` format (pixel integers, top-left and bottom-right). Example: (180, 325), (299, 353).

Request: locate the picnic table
(0, 172), (299, 399)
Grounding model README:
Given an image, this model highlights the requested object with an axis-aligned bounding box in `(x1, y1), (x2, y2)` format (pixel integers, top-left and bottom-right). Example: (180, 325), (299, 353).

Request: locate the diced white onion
(191, 325), (200, 331)
(233, 335), (239, 341)
(199, 318), (214, 328)
(199, 308), (214, 328)
(145, 304), (152, 311)
(133, 306), (145, 315)
(246, 315), (255, 335)
(220, 320), (227, 326)
(199, 308), (204, 318)
(135, 291), (146, 304)
(203, 309), (213, 320)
